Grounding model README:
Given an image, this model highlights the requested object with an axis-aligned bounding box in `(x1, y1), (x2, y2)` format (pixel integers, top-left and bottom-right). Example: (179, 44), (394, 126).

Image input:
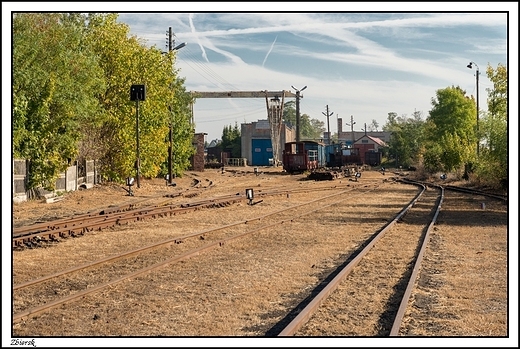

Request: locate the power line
(179, 47), (237, 90)
(322, 105), (333, 145)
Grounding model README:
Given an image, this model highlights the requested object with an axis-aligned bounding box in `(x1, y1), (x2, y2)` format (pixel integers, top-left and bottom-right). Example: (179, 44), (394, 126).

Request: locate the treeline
(382, 64), (508, 190)
(13, 13), (195, 190)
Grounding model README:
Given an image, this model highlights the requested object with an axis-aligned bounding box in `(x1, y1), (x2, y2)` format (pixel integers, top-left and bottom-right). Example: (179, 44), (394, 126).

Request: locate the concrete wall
(12, 159), (97, 203)
(13, 159), (28, 203)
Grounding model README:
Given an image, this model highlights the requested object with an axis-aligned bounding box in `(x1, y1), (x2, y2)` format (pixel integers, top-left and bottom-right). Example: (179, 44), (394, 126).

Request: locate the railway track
(276, 180), (442, 336)
(12, 176), (508, 337)
(13, 182), (383, 323)
(273, 180), (507, 337)
(12, 182), (363, 250)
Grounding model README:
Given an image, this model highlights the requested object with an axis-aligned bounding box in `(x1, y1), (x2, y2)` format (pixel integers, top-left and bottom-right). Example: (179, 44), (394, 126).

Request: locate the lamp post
(322, 105), (333, 145)
(165, 27), (187, 185)
(291, 85), (307, 143)
(362, 123), (367, 136)
(346, 115), (356, 146)
(467, 61), (480, 156)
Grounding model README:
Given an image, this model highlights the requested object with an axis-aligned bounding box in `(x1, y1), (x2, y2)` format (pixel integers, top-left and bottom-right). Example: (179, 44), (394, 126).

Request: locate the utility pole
(167, 27), (174, 185)
(291, 85), (307, 143)
(322, 105), (333, 145)
(476, 66), (479, 156)
(346, 115), (356, 146)
(467, 61), (480, 156)
(165, 27), (187, 185)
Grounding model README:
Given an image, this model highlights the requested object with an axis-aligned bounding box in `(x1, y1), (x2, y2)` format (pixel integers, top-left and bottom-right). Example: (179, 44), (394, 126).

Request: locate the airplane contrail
(189, 13), (209, 62)
(262, 35), (277, 67)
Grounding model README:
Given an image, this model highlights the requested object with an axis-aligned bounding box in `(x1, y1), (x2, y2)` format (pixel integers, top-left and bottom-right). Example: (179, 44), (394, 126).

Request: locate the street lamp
(291, 85), (307, 143)
(346, 115), (356, 146)
(173, 42), (187, 51)
(165, 27), (187, 185)
(322, 105), (333, 145)
(467, 61), (480, 156)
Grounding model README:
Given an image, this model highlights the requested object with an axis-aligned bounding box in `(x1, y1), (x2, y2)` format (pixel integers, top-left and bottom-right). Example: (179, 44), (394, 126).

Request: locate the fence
(12, 159), (98, 203)
(226, 158), (248, 167)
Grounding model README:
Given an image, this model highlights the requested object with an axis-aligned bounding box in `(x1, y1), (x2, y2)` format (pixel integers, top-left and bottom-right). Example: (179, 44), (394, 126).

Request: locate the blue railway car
(326, 143), (361, 167)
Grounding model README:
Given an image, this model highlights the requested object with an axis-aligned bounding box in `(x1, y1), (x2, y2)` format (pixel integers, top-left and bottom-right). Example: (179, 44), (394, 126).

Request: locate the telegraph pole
(167, 27), (174, 185)
(291, 85), (307, 143)
(322, 105), (333, 145)
(165, 27), (187, 185)
(346, 115), (356, 145)
(476, 65), (480, 156)
(467, 61), (480, 156)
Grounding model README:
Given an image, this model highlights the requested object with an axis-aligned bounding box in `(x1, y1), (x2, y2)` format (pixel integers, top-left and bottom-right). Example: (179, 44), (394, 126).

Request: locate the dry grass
(11, 167), (509, 339)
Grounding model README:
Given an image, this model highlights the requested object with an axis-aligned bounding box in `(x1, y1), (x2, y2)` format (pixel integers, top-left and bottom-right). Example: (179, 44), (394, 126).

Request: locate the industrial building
(240, 120), (295, 166)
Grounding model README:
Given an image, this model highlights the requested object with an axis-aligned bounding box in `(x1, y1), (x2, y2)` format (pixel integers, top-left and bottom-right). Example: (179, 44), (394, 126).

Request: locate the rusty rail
(389, 183), (444, 335)
(14, 185), (381, 323)
(12, 183), (364, 249)
(278, 181), (428, 336)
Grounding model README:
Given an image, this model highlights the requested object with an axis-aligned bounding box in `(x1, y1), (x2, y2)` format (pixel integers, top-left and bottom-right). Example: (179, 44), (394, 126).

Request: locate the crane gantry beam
(190, 90), (297, 99)
(188, 90), (300, 166)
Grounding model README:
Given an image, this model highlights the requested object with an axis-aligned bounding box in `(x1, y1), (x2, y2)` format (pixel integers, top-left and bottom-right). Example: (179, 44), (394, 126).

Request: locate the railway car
(364, 150), (382, 166)
(282, 141), (326, 173)
(325, 143), (362, 167)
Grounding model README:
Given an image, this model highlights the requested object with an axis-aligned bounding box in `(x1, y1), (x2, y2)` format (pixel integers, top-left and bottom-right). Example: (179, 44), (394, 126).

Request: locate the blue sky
(3, 3), (516, 144)
(112, 5), (515, 143)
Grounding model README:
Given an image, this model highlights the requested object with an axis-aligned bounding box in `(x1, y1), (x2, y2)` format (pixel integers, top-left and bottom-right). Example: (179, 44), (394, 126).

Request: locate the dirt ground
(9, 166), (512, 344)
(9, 166), (504, 227)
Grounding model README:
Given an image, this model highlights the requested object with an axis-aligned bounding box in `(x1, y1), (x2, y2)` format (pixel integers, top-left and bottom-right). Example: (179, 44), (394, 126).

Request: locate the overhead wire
(178, 46), (238, 91)
(175, 44), (273, 125)
(136, 27), (281, 135)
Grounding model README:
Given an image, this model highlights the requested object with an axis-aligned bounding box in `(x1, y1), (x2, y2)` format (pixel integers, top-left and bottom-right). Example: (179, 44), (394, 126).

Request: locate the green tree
(84, 13), (194, 181)
(168, 79), (196, 176)
(423, 85), (477, 173)
(13, 13), (104, 191)
(283, 101), (325, 140)
(13, 12), (194, 190)
(221, 122), (241, 158)
(383, 111), (425, 168)
(474, 63), (507, 187)
(368, 119), (380, 132)
(309, 117), (326, 140)
(283, 100), (296, 126)
(382, 111), (399, 130)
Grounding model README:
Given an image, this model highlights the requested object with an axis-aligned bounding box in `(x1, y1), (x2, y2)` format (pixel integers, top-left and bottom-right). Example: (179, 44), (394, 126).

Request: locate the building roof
(207, 139), (220, 148)
(367, 135), (387, 146)
(355, 134), (387, 146)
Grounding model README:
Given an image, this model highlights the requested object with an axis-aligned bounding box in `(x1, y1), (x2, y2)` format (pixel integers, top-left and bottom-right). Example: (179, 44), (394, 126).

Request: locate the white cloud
(156, 12), (509, 140)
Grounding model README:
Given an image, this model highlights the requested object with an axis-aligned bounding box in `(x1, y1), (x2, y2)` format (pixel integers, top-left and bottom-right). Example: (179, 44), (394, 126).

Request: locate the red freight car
(282, 141), (322, 174)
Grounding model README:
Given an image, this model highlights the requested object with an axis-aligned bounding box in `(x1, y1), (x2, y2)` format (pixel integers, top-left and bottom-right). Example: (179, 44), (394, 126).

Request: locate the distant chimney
(337, 118), (342, 133)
